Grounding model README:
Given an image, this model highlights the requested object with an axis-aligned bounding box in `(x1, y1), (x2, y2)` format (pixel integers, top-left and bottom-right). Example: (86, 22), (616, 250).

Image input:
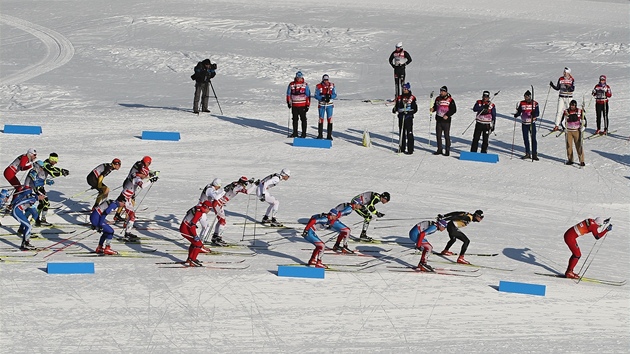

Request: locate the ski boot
(261, 215), (270, 224)
(440, 249), (454, 256)
(186, 258), (203, 267)
(20, 241), (36, 251)
(270, 217), (283, 227)
(103, 245), (118, 255)
(308, 258), (317, 266)
(95, 245), (104, 254)
(456, 255), (470, 264)
(417, 262), (435, 272)
(211, 235), (228, 247)
(359, 230), (373, 242)
(565, 271), (579, 279)
(314, 260), (327, 269)
(124, 232), (140, 242)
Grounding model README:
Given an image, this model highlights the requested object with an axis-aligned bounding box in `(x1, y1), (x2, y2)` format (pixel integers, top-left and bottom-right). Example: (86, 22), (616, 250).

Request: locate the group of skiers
(0, 149), (615, 277)
(386, 47), (613, 164)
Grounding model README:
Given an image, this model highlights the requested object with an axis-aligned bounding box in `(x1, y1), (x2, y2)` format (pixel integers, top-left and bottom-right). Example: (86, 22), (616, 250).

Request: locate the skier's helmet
(380, 192), (391, 202)
(211, 178), (222, 187)
(142, 156), (152, 165)
(396, 42), (403, 48)
(437, 219), (448, 229)
(594, 217), (606, 226)
(112, 158), (121, 165)
(474, 210), (484, 219)
(280, 169), (291, 177)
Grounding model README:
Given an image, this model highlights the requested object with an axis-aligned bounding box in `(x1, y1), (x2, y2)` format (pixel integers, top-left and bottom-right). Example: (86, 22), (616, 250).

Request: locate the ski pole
(510, 116), (517, 159)
(537, 85), (552, 130)
(462, 90), (499, 135)
(241, 194), (252, 242)
(428, 91), (434, 148)
(287, 109), (292, 138)
(209, 80), (223, 115)
(391, 113), (397, 152)
(576, 233), (607, 283)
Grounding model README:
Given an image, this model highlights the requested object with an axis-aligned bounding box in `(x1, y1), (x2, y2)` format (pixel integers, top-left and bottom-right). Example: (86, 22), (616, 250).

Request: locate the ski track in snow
(0, 14), (75, 85)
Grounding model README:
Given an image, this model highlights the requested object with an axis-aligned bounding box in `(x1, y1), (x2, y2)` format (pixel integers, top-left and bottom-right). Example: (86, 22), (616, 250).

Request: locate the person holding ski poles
(591, 75), (612, 135)
(409, 218), (448, 271)
(514, 90), (540, 160)
(388, 42), (412, 98)
(470, 90), (496, 154)
(550, 67), (575, 131)
(563, 217), (612, 279)
(392, 82), (418, 155)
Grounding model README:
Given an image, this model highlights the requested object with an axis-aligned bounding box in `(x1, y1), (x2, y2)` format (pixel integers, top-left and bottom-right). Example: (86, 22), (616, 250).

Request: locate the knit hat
(295, 71), (303, 79)
(201, 59), (211, 66)
(564, 67), (571, 74)
(524, 90), (531, 97)
(440, 86), (448, 92)
(322, 74), (329, 81)
(482, 90), (490, 97)
(396, 42), (403, 48)
(403, 82), (411, 90)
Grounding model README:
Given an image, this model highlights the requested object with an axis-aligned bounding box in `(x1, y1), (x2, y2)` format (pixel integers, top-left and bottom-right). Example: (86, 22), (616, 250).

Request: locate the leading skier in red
(563, 217), (612, 279)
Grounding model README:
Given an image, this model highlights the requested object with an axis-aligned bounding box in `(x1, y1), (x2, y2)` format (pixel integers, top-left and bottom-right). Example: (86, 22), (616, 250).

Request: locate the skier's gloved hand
(324, 94), (331, 103)
(549, 81), (554, 87)
(607, 224), (613, 231)
(375, 212), (385, 218)
(45, 179), (54, 186)
(254, 179), (260, 186)
(61, 169), (70, 176)
(301, 230), (308, 237)
(287, 103), (291, 109)
(259, 195), (266, 202)
(149, 176), (159, 183)
(513, 113), (519, 118)
(305, 106), (309, 113)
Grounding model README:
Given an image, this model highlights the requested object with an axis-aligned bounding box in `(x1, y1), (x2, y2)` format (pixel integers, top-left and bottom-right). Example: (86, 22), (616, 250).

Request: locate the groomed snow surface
(1, 0), (629, 352)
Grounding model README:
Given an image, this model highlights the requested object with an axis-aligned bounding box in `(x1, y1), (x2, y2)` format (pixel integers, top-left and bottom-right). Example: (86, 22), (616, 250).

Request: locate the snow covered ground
(1, 0), (629, 352)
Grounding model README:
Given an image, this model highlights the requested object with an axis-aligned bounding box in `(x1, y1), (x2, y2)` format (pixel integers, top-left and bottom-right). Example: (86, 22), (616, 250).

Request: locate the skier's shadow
(502, 247), (558, 274)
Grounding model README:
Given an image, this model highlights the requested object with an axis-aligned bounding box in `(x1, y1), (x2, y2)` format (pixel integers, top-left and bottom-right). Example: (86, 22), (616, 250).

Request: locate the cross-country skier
(514, 90), (540, 160)
(438, 210), (484, 264)
(559, 100), (586, 166)
(388, 42), (412, 98)
(471, 91), (496, 154)
(90, 199), (125, 255)
(180, 200), (214, 267)
(563, 217), (612, 279)
(351, 191), (390, 242)
(409, 218), (448, 271)
(256, 169), (290, 227)
(550, 67), (575, 131)
(86, 158), (121, 208)
(302, 207), (353, 269)
(286, 72), (311, 138)
(4, 148), (37, 188)
(392, 82), (418, 155)
(114, 156), (153, 222)
(115, 163), (158, 241)
(34, 153), (69, 226)
(199, 176), (254, 246)
(430, 86), (457, 156)
(591, 75), (612, 135)
(10, 186), (44, 250)
(330, 202), (359, 253)
(314, 74), (337, 140)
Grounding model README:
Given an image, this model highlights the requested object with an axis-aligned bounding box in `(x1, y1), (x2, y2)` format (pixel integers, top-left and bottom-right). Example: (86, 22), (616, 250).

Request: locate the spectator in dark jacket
(192, 58), (216, 114)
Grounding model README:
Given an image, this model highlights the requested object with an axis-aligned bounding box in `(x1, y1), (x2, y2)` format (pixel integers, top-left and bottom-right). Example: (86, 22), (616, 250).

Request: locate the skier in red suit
(563, 217), (612, 279)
